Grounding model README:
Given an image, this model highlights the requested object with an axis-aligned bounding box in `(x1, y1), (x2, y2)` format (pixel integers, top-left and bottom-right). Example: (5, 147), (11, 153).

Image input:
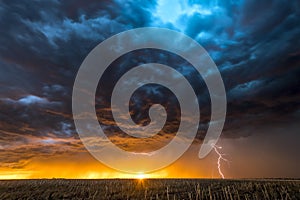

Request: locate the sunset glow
(135, 173), (146, 180)
(0, 0), (299, 180)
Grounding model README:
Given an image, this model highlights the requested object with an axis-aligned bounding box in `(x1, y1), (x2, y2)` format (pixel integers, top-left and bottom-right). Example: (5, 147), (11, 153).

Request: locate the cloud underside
(0, 0), (299, 171)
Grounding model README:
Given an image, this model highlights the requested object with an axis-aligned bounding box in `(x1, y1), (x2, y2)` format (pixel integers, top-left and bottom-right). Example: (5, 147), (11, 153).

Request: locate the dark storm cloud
(157, 0), (298, 139)
(0, 0), (159, 167)
(0, 0), (155, 84)
(151, 0), (300, 139)
(219, 1), (300, 136)
(0, 0), (300, 169)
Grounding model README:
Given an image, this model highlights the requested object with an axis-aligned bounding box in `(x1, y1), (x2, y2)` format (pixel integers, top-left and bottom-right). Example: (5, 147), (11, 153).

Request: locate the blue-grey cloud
(0, 0), (300, 168)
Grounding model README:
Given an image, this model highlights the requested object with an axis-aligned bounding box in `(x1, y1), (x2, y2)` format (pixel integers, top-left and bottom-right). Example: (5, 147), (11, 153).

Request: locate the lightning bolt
(211, 144), (228, 179)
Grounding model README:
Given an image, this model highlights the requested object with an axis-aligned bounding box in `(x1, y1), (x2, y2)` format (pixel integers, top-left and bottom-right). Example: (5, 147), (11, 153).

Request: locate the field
(0, 179), (299, 200)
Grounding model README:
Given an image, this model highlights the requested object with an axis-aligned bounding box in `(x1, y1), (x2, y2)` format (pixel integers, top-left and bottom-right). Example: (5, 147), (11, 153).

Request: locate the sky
(0, 0), (299, 179)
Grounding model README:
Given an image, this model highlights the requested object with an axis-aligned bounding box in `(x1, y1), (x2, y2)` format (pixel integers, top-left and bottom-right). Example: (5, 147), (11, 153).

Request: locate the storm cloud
(0, 0), (299, 174)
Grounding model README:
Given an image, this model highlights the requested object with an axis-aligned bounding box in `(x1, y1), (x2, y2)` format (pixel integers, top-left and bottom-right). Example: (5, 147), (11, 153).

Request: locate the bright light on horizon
(135, 173), (146, 180)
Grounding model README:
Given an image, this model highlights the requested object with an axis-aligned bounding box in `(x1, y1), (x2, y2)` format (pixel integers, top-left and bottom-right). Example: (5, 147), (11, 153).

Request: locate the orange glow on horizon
(0, 145), (222, 180)
(0, 160), (209, 180)
(0, 165), (211, 180)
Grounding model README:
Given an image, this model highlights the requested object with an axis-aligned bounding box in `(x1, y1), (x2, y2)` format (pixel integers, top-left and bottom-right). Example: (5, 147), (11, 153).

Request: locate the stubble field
(0, 179), (299, 200)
